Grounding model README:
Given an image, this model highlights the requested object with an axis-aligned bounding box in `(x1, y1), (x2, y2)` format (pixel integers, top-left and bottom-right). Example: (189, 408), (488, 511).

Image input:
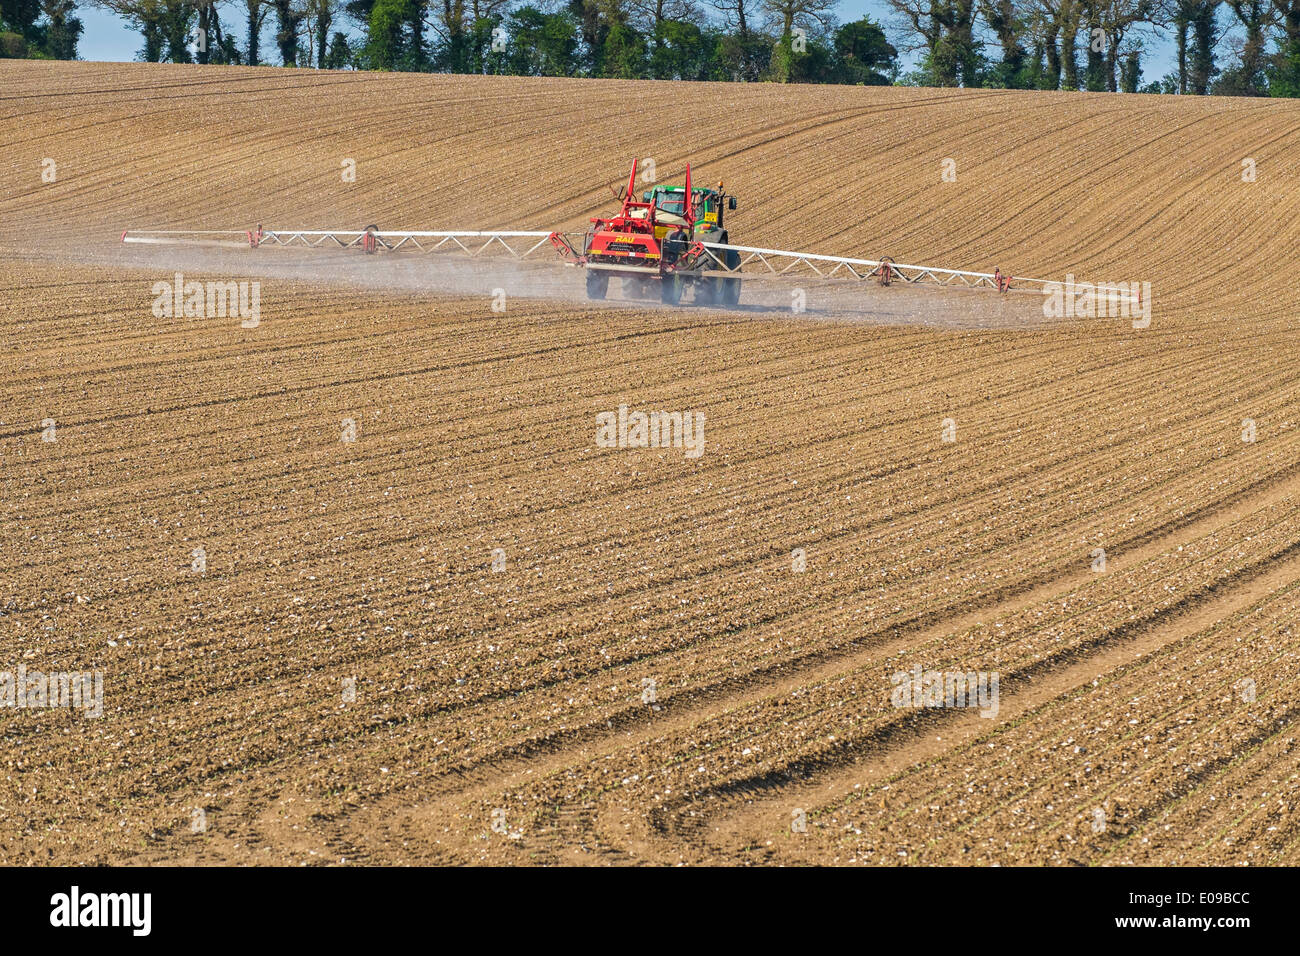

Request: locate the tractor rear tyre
(723, 277), (741, 306)
(722, 248), (742, 306)
(697, 276), (723, 306)
(660, 274), (683, 306)
(586, 270), (609, 300)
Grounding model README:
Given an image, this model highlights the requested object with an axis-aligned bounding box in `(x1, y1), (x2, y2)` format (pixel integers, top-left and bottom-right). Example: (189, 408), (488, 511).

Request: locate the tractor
(574, 160), (742, 306)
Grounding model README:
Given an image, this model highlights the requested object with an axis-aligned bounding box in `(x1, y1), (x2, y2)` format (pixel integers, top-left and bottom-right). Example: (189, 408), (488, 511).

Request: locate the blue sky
(76, 2), (1183, 86)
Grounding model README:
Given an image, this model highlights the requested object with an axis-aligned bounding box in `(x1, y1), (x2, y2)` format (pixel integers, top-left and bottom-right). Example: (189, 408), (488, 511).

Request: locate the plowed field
(1, 61), (1298, 865)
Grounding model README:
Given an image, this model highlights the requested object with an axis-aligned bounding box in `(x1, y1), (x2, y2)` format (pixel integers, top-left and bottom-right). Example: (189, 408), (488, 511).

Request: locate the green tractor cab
(641, 186), (737, 239)
(638, 183), (741, 305)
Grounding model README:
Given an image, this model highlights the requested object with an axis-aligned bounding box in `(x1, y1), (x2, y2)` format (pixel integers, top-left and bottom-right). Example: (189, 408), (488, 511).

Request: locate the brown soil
(1, 62), (1297, 865)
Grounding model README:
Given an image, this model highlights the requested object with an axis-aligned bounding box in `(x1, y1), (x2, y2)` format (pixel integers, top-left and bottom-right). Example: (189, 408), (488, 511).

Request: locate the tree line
(2, 0), (1298, 95)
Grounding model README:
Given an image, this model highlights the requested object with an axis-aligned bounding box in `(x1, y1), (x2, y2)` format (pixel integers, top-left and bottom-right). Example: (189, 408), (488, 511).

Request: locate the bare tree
(1270, 0), (1300, 92)
(192, 0), (226, 63)
(710, 0), (755, 32)
(982, 0), (1028, 82)
(425, 0), (459, 70)
(1163, 0), (1224, 92)
(627, 0), (699, 34)
(243, 0), (269, 64)
(760, 0), (836, 40)
(1029, 0), (1082, 88)
(301, 0), (339, 65)
(1224, 0), (1276, 91)
(269, 0), (304, 63)
(1059, 0), (1085, 86)
(883, 0), (943, 61)
(88, 0), (194, 62)
(884, 0), (979, 85)
(709, 0), (766, 79)
(1084, 0), (1159, 91)
(39, 0), (84, 58)
(1274, 0), (1300, 37)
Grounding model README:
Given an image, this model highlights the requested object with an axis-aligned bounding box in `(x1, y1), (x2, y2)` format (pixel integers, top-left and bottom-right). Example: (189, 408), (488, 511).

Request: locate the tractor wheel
(723, 277), (741, 306)
(586, 270), (609, 300)
(722, 247), (742, 306)
(660, 274), (683, 306)
(696, 276), (723, 306)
